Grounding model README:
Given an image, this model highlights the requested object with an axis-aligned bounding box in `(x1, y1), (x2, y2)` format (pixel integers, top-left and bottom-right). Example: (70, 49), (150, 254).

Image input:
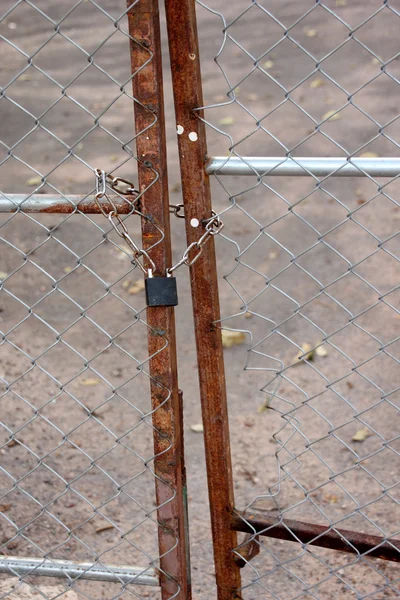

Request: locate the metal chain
(95, 169), (223, 276)
(95, 169), (156, 274)
(167, 212), (224, 274)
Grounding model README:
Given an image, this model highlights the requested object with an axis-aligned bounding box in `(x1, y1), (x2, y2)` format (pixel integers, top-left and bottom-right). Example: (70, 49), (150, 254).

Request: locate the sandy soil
(0, 1), (399, 599)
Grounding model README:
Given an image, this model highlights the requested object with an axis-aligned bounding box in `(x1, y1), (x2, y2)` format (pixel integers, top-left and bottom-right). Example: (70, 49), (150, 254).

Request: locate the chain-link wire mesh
(196, 0), (400, 597)
(0, 1), (183, 598)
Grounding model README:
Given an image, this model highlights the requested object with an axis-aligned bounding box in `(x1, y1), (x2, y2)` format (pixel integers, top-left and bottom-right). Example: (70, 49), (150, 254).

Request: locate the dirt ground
(0, 1), (400, 599)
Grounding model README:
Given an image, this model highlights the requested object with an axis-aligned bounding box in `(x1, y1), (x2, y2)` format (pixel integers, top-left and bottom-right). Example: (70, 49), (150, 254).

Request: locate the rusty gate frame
(2, 0), (400, 599)
(164, 1), (400, 599)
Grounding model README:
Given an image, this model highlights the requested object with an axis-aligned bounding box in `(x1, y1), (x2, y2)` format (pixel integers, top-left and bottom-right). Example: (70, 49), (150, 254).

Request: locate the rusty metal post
(126, 3), (191, 598)
(164, 1), (242, 599)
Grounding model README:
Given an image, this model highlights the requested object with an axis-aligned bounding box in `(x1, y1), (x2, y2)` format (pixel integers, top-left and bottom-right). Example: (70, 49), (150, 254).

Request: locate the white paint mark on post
(190, 218), (199, 228)
(177, 125), (184, 135)
(188, 132), (198, 142)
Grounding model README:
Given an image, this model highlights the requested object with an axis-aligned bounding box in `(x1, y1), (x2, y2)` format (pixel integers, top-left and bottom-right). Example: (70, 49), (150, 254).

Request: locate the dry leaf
(221, 330), (246, 348)
(244, 311), (252, 319)
(360, 151), (378, 158)
(0, 271), (8, 280)
(336, 0), (347, 5)
(357, 198), (366, 205)
(355, 188), (363, 197)
(218, 116), (234, 126)
(18, 73), (32, 82)
(6, 439), (21, 448)
(26, 175), (42, 186)
(346, 381), (355, 389)
(128, 280), (145, 295)
(0, 504), (11, 512)
(95, 524), (114, 534)
(268, 251), (278, 259)
(190, 423), (204, 433)
(122, 279), (131, 289)
(76, 142), (84, 151)
(323, 110), (340, 121)
(263, 59), (274, 69)
(81, 378), (100, 386)
(352, 427), (371, 442)
(304, 27), (317, 38)
(294, 343), (315, 365)
(315, 345), (328, 358)
(63, 266), (73, 274)
(324, 493), (340, 504)
(310, 78), (324, 89)
(257, 398), (272, 413)
(110, 155), (118, 162)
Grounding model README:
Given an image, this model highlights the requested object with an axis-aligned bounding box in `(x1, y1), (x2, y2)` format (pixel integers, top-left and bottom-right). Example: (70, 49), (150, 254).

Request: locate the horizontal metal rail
(232, 511), (400, 563)
(0, 195), (134, 214)
(206, 156), (400, 178)
(0, 556), (159, 586)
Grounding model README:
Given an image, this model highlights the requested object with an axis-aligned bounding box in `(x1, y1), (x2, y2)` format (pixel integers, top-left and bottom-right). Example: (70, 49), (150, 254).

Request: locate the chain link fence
(0, 1), (187, 598)
(196, 0), (400, 597)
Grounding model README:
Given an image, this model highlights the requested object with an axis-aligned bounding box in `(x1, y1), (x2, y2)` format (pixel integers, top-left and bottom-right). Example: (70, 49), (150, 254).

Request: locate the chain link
(95, 170), (223, 276)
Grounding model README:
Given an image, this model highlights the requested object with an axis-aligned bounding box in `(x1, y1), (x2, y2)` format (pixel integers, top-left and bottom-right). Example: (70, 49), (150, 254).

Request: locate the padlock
(145, 270), (178, 307)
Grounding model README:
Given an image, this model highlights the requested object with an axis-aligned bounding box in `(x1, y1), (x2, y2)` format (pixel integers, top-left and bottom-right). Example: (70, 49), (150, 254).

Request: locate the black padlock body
(145, 276), (178, 307)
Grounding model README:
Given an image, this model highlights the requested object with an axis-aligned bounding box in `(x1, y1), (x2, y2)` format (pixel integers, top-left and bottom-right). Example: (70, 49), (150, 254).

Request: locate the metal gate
(1, 1), (400, 599)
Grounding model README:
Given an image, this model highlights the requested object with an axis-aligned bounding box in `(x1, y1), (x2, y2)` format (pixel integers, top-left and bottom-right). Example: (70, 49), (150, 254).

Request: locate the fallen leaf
(263, 59), (274, 69)
(355, 188), (363, 197)
(18, 73), (32, 82)
(304, 27), (317, 38)
(268, 251), (278, 259)
(190, 423), (204, 433)
(122, 279), (131, 289)
(0, 504), (11, 512)
(323, 110), (340, 121)
(360, 151), (378, 158)
(310, 78), (324, 89)
(315, 345), (328, 358)
(244, 311), (252, 319)
(352, 427), (371, 442)
(221, 330), (246, 348)
(26, 175), (42, 186)
(357, 198), (366, 205)
(0, 271), (8, 280)
(6, 439), (21, 448)
(109, 155), (118, 163)
(257, 398), (272, 413)
(336, 0), (347, 5)
(218, 116), (234, 126)
(248, 93), (259, 101)
(346, 381), (354, 389)
(95, 524), (114, 534)
(76, 142), (84, 151)
(323, 493), (340, 504)
(80, 378), (100, 386)
(372, 57), (380, 66)
(294, 343), (315, 365)
(63, 266), (73, 274)
(128, 280), (145, 295)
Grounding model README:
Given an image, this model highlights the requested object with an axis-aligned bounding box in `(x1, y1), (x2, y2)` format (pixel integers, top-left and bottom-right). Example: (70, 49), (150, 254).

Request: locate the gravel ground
(0, 1), (399, 599)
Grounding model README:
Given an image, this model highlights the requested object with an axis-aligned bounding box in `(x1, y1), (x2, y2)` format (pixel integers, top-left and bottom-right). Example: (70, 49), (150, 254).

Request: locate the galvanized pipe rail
(207, 156), (400, 178)
(0, 557), (159, 586)
(0, 195), (134, 213)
